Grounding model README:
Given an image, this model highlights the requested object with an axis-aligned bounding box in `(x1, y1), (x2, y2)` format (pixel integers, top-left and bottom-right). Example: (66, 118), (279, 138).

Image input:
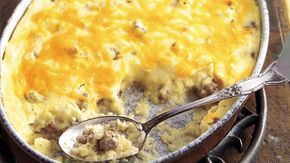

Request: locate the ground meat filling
(96, 98), (113, 113)
(71, 120), (140, 161)
(76, 127), (118, 153)
(76, 99), (88, 110)
(76, 129), (96, 145)
(97, 130), (118, 152)
(24, 90), (46, 103)
(36, 121), (62, 140)
(197, 78), (223, 98)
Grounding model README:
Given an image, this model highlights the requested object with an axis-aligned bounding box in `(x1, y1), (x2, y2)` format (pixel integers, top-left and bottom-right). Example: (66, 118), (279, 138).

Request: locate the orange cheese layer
(13, 0), (260, 99)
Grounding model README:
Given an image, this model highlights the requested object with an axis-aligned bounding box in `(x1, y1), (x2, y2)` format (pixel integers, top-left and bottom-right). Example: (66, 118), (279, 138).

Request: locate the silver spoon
(59, 34), (290, 162)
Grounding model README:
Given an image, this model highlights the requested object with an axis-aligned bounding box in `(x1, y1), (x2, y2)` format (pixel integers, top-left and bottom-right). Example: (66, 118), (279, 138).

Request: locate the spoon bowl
(59, 116), (146, 162)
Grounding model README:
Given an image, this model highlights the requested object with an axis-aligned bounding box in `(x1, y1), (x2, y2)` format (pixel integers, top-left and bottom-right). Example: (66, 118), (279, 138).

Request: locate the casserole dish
(0, 0), (270, 162)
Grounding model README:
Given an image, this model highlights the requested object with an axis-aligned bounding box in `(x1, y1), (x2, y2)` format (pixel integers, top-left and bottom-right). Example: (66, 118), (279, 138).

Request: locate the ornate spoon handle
(142, 62), (289, 133)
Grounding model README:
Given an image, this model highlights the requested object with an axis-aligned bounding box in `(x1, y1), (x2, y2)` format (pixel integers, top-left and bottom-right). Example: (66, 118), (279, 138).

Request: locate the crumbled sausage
(132, 20), (147, 35)
(25, 51), (39, 60)
(65, 47), (88, 58)
(76, 129), (95, 144)
(227, 1), (233, 6)
(96, 98), (112, 107)
(250, 51), (256, 59)
(250, 21), (257, 28)
(245, 21), (257, 29)
(172, 0), (179, 6)
(37, 121), (62, 139)
(96, 98), (113, 113)
(66, 47), (78, 56)
(24, 36), (43, 60)
(24, 90), (46, 103)
(107, 47), (120, 60)
(131, 51), (137, 56)
(171, 42), (177, 48)
(131, 81), (145, 92)
(96, 130), (118, 152)
(197, 78), (222, 98)
(118, 90), (123, 97)
(198, 82), (219, 97)
(170, 41), (182, 52)
(172, 0), (188, 6)
(76, 84), (88, 97)
(76, 99), (88, 110)
(157, 85), (170, 103)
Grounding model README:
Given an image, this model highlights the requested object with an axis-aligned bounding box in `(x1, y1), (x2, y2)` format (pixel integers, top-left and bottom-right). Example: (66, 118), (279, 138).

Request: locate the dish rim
(0, 0), (269, 162)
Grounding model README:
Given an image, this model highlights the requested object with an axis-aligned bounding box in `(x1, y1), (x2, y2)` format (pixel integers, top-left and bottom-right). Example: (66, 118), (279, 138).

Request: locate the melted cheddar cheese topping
(17, 0), (259, 98)
(1, 0), (260, 161)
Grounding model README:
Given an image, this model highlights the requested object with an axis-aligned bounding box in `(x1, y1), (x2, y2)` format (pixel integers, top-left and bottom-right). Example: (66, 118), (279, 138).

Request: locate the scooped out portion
(70, 119), (145, 161)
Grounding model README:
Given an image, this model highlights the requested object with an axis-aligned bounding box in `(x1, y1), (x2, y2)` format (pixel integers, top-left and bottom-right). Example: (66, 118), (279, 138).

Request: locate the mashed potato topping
(1, 0), (260, 161)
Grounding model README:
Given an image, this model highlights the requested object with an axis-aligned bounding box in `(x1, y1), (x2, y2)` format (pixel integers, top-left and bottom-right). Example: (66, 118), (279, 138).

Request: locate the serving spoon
(59, 34), (290, 162)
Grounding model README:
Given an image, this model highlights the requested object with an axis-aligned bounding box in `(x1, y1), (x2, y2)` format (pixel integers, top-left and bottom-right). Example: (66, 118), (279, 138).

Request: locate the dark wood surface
(256, 1), (290, 162)
(0, 0), (19, 34)
(0, 0), (289, 162)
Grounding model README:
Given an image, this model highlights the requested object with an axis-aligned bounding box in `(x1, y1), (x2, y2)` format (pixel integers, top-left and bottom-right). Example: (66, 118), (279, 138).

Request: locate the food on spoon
(71, 120), (144, 161)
